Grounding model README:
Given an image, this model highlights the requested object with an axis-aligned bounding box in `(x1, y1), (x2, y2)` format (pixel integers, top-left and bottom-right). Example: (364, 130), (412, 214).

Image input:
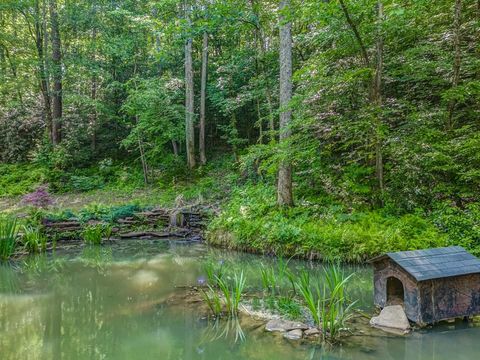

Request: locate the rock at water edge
(265, 319), (309, 332)
(283, 329), (303, 340)
(370, 305), (411, 334)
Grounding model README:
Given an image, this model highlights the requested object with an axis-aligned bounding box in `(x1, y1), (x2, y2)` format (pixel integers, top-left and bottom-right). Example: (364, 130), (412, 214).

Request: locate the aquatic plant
(260, 258), (296, 297)
(82, 224), (104, 244)
(82, 223), (113, 245)
(296, 265), (356, 342)
(201, 287), (223, 317)
(0, 217), (19, 260)
(202, 271), (246, 318)
(21, 226), (47, 253)
(260, 264), (276, 294)
(203, 259), (226, 286)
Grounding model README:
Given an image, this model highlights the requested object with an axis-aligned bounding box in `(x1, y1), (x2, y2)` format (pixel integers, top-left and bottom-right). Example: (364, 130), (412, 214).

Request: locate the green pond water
(1, 240), (479, 360)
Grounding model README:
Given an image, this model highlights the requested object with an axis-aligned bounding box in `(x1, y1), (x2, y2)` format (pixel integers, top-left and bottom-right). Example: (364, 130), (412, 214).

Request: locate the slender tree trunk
(339, 0), (370, 67)
(137, 122), (149, 185)
(185, 1), (196, 169)
(257, 98), (264, 143)
(341, 0), (385, 197)
(172, 140), (179, 157)
(90, 25), (98, 153)
(49, 0), (62, 145)
(373, 1), (384, 196)
(199, 31), (208, 165)
(447, 0), (462, 130)
(277, 0), (293, 207)
(34, 0), (53, 142)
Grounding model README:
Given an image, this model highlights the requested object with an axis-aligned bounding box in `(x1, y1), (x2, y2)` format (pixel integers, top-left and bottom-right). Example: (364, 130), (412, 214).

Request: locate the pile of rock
(265, 319), (321, 341)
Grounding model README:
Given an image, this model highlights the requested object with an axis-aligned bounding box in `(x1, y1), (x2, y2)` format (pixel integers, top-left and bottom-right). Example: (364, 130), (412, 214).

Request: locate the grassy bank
(2, 158), (479, 262)
(207, 183), (480, 262)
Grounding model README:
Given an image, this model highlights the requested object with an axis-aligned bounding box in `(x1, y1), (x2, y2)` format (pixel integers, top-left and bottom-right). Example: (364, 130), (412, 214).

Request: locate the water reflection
(0, 241), (479, 360)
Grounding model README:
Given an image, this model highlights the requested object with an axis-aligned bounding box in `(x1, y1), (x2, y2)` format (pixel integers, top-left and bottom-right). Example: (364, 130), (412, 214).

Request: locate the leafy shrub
(431, 201), (480, 255)
(21, 186), (54, 208)
(0, 164), (47, 196)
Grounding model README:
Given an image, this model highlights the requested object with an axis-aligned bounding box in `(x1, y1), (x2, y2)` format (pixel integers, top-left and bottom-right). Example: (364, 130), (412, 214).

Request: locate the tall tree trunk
(49, 0), (62, 145)
(90, 24), (98, 153)
(199, 31), (208, 165)
(447, 0), (462, 130)
(277, 0), (293, 207)
(185, 1), (196, 169)
(137, 116), (149, 185)
(34, 0), (53, 142)
(373, 1), (384, 197)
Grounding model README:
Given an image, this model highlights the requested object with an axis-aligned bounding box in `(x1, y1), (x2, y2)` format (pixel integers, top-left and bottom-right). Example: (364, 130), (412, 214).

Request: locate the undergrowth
(207, 183), (450, 262)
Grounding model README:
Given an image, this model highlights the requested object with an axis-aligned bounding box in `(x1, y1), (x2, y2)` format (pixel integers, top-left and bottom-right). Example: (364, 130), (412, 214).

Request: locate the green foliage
(296, 265), (356, 343)
(21, 226), (47, 253)
(208, 183), (447, 262)
(202, 271), (246, 318)
(431, 202), (480, 255)
(0, 217), (19, 261)
(0, 164), (47, 196)
(82, 223), (112, 245)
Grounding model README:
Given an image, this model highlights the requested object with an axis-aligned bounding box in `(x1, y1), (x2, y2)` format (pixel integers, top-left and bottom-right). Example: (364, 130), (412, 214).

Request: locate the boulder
(265, 319), (309, 332)
(283, 329), (303, 340)
(370, 305), (411, 334)
(304, 327), (321, 337)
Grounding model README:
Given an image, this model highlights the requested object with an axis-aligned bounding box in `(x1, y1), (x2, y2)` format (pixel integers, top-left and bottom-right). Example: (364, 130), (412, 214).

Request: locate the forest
(1, 0), (479, 261)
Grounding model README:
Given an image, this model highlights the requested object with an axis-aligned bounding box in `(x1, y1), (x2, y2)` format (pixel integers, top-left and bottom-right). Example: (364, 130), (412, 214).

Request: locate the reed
(296, 265), (356, 342)
(202, 271), (246, 318)
(83, 223), (112, 244)
(21, 226), (47, 253)
(0, 217), (19, 260)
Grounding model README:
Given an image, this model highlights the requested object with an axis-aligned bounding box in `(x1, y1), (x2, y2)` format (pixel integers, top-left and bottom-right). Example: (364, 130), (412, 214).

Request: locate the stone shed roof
(371, 246), (480, 281)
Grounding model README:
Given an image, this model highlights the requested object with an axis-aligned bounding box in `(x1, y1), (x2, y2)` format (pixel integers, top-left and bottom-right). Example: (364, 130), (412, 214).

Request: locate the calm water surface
(0, 240), (479, 360)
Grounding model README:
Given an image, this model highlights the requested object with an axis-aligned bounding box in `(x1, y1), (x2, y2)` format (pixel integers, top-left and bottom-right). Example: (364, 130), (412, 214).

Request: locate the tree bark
(34, 0), (53, 142)
(199, 31), (208, 165)
(277, 0), (294, 207)
(49, 0), (62, 145)
(185, 1), (196, 169)
(90, 23), (98, 153)
(373, 1), (384, 196)
(447, 0), (462, 130)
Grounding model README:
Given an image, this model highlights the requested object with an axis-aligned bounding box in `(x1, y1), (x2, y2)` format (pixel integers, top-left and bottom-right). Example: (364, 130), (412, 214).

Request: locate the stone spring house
(370, 246), (480, 325)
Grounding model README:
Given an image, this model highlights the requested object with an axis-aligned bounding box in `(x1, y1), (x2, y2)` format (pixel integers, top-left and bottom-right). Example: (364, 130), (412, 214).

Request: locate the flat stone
(370, 305), (411, 334)
(304, 327), (321, 336)
(283, 329), (303, 340)
(265, 319), (309, 332)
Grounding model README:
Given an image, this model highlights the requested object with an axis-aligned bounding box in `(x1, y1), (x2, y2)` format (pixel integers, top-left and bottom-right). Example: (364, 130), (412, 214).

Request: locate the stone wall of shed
(373, 259), (421, 323)
(418, 274), (480, 324)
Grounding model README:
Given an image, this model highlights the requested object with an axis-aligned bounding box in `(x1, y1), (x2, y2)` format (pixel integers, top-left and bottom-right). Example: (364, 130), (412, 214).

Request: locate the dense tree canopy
(0, 0), (479, 213)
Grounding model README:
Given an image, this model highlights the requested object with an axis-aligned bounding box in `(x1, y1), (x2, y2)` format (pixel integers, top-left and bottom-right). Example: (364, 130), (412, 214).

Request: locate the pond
(1, 240), (479, 360)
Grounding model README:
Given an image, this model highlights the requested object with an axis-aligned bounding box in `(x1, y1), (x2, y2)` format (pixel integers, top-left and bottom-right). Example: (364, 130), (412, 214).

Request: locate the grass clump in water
(296, 265), (356, 342)
(21, 226), (47, 253)
(201, 271), (246, 318)
(82, 223), (112, 245)
(0, 217), (19, 260)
